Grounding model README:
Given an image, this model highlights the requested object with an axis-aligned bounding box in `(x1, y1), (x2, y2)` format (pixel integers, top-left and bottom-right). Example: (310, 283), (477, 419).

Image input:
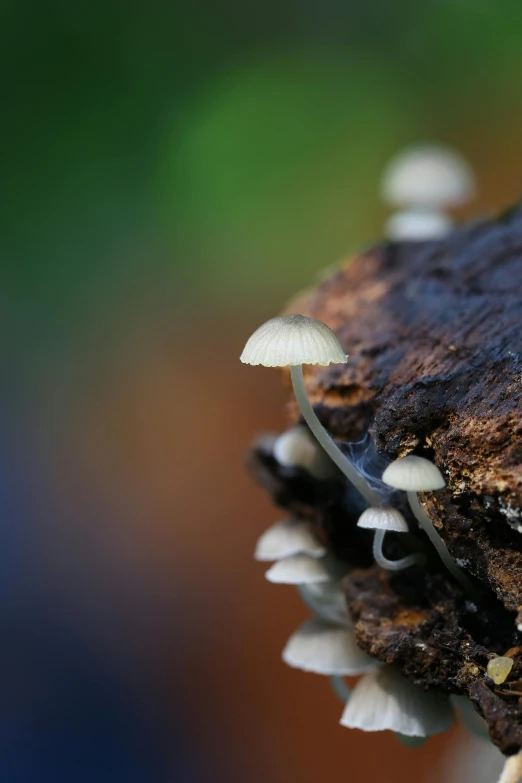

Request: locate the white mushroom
(357, 506), (422, 571)
(273, 424), (338, 480)
(264, 554), (330, 585)
(385, 209), (453, 242)
(382, 455), (446, 493)
(357, 506), (409, 532)
(241, 314), (347, 367)
(340, 665), (455, 737)
(241, 315), (381, 506)
(254, 519), (326, 561)
(282, 617), (376, 676)
(382, 455), (475, 593)
(380, 144), (476, 209)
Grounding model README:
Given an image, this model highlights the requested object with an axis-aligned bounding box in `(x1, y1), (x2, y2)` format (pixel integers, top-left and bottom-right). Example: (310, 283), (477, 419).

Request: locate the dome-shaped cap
(357, 506), (409, 532)
(240, 314), (347, 367)
(380, 144), (476, 209)
(382, 455), (445, 492)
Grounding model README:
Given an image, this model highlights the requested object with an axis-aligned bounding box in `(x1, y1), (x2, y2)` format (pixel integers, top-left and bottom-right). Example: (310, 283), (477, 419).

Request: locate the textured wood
(296, 207), (522, 611)
(248, 206), (522, 753)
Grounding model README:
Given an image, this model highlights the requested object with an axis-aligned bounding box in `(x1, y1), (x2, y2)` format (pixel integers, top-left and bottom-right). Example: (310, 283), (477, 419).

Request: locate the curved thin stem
(373, 529), (423, 571)
(290, 365), (381, 506)
(407, 491), (478, 595)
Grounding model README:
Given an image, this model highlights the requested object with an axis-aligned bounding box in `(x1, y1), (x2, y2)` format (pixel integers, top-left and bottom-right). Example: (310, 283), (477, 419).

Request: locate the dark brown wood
(247, 205), (522, 753)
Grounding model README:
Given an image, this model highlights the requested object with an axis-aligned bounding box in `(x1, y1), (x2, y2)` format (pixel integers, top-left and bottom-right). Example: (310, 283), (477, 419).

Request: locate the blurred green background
(1, 1), (521, 781)
(3, 0), (522, 350)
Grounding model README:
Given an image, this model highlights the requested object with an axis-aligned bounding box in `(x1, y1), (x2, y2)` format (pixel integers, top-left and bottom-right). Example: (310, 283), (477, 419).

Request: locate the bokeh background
(2, 0), (522, 780)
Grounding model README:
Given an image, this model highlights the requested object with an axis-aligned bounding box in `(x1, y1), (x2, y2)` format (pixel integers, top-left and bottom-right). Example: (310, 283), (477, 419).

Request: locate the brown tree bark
(248, 205), (522, 754)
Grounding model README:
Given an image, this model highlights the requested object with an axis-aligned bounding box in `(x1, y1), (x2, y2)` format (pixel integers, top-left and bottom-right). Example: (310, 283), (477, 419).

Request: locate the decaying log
(247, 205), (522, 754)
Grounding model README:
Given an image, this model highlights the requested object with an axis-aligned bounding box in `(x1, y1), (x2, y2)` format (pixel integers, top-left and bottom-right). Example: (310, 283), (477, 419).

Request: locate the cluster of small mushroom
(380, 144), (476, 242)
(242, 315), (522, 778)
(241, 314), (466, 740)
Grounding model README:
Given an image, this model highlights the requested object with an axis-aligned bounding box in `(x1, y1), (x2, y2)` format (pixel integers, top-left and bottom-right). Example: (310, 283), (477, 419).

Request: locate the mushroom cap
(264, 554), (330, 585)
(385, 209), (453, 242)
(254, 519), (326, 561)
(380, 144), (476, 209)
(282, 617), (376, 676)
(273, 425), (336, 479)
(340, 666), (455, 736)
(357, 506), (409, 533)
(240, 314), (347, 367)
(382, 455), (446, 492)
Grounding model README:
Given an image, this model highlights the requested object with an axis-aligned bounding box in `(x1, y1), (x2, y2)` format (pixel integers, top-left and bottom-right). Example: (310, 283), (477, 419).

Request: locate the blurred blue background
(1, 1), (521, 780)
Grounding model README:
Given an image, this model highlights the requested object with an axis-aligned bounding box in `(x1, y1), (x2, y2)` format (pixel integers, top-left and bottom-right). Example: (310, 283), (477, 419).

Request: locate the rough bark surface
(248, 206), (522, 754)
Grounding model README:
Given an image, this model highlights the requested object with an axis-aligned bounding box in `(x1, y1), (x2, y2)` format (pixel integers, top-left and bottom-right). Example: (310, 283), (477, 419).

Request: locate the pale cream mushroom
(382, 455), (475, 593)
(264, 554), (330, 585)
(282, 617), (376, 676)
(254, 519), (326, 561)
(241, 315), (381, 506)
(380, 144), (476, 209)
(340, 665), (455, 737)
(357, 506), (422, 571)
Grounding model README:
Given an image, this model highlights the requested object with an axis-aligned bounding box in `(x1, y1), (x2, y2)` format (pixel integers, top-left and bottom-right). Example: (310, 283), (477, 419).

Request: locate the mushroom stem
(407, 491), (477, 594)
(329, 675), (351, 703)
(372, 529), (423, 571)
(290, 365), (381, 507)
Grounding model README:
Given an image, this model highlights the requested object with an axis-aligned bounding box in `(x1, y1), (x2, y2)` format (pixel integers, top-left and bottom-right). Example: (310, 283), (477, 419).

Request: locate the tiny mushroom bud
(380, 143), (476, 210)
(241, 315), (381, 506)
(273, 425), (337, 480)
(487, 656), (514, 686)
(385, 209), (453, 242)
(282, 617), (376, 676)
(357, 506), (422, 572)
(382, 455), (476, 594)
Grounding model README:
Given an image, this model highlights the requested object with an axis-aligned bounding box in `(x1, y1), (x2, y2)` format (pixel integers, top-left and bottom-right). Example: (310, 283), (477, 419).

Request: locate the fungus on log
(247, 205), (522, 754)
